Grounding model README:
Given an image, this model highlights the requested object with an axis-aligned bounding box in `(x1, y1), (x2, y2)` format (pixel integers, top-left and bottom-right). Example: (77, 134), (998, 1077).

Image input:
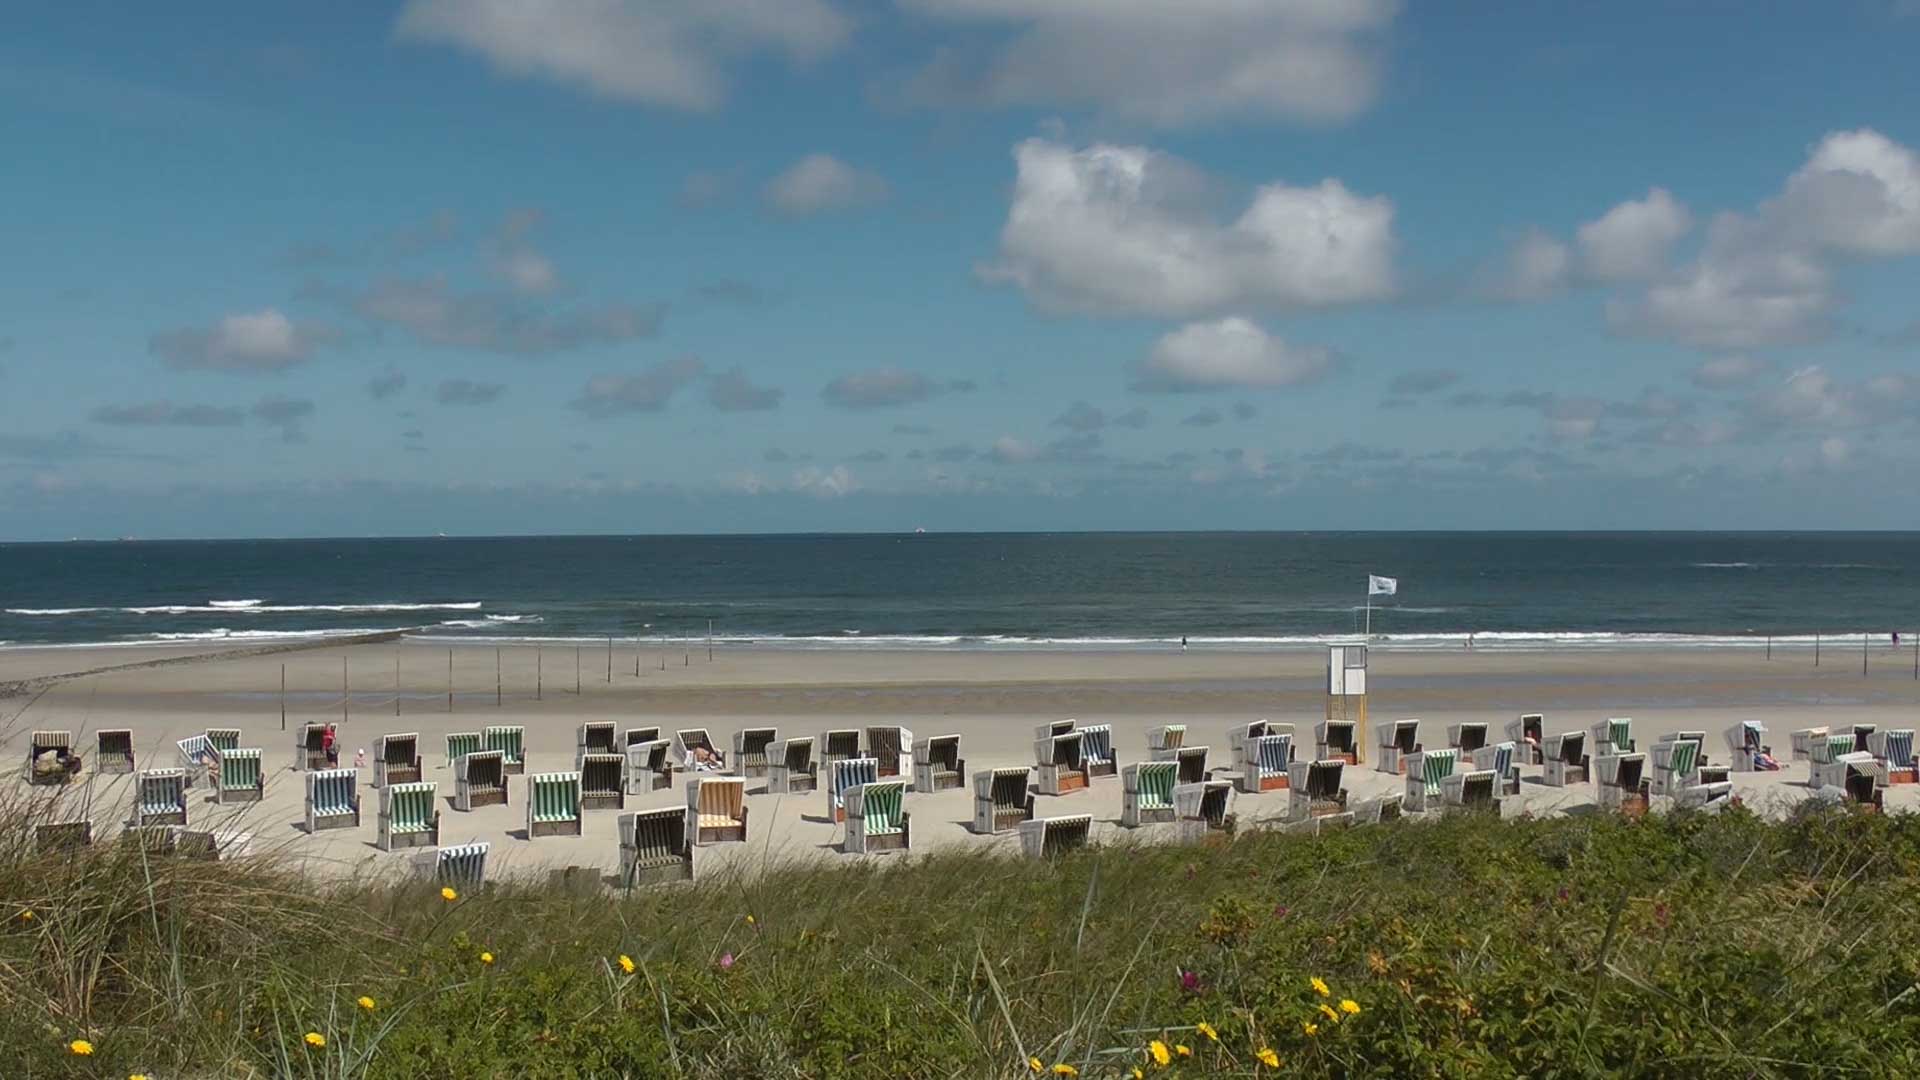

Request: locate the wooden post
(449, 648), (455, 711)
(707, 619), (714, 663)
(396, 649), (402, 717)
(634, 646), (640, 678)
(537, 649), (542, 701)
(496, 647), (502, 706)
(280, 664), (286, 731)
(1815, 632), (1821, 667)
(575, 646), (581, 694)
(607, 637), (613, 683)
(1863, 633), (1869, 678)
(1912, 632), (1917, 680)
(343, 656), (349, 725)
(1766, 634), (1771, 660)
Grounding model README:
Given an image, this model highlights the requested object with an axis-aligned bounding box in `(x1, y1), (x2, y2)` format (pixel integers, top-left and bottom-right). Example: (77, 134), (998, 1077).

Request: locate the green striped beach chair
(446, 731), (481, 769)
(1507, 714), (1545, 764)
(483, 726), (526, 774)
(1542, 731), (1588, 787)
(1404, 749), (1457, 813)
(1314, 720), (1358, 765)
(687, 776), (748, 845)
(866, 726), (912, 781)
(1593, 717), (1635, 757)
(374, 733), (422, 787)
(1789, 726), (1828, 762)
(24, 730), (75, 785)
(769, 736), (819, 794)
(527, 771), (584, 839)
(732, 727), (779, 779)
(1447, 722), (1489, 755)
(1018, 814), (1091, 859)
(1174, 780), (1234, 844)
(133, 769), (189, 827)
(626, 739), (673, 793)
(1596, 753), (1650, 816)
(304, 768), (361, 833)
(579, 752), (626, 811)
(1441, 770), (1498, 813)
(1147, 724), (1186, 756)
(207, 727), (241, 752)
(912, 734), (965, 792)
(1122, 760), (1177, 827)
(625, 726), (662, 749)
(214, 748), (264, 805)
(1650, 737), (1701, 797)
(1034, 730), (1088, 795)
(619, 807), (694, 888)
(1289, 759), (1348, 822)
(1376, 719), (1421, 775)
(34, 819), (93, 853)
(843, 780), (910, 854)
(1236, 733), (1292, 793)
(295, 723), (329, 771)
(1869, 729), (1916, 784)
(577, 721), (617, 765)
(1079, 724), (1117, 779)
(828, 756), (879, 823)
(973, 766), (1034, 834)
(416, 841), (489, 888)
(1809, 734), (1858, 790)
(455, 750), (509, 810)
(378, 782), (440, 851)
(96, 729), (135, 774)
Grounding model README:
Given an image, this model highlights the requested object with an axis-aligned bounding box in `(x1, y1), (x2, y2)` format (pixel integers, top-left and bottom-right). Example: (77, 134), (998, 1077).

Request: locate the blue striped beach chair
(1471, 741), (1521, 795)
(455, 750), (508, 810)
(1122, 761), (1177, 827)
(96, 729), (135, 774)
(304, 768), (361, 833)
(1376, 719), (1421, 775)
(484, 725), (526, 774)
(1868, 729), (1916, 785)
(375, 732), (422, 787)
(527, 771), (584, 839)
(912, 734), (965, 792)
(620, 807), (693, 887)
(214, 747), (264, 805)
(1018, 814), (1091, 859)
(446, 731), (481, 769)
(579, 753), (626, 811)
(1404, 749), (1457, 813)
(827, 756), (879, 823)
(626, 739), (673, 793)
(1596, 753), (1650, 816)
(133, 769), (189, 827)
(687, 776), (747, 844)
(768, 736), (818, 794)
(418, 841), (489, 888)
(1236, 733), (1292, 793)
(843, 780), (910, 854)
(1079, 723), (1117, 779)
(1174, 780), (1234, 843)
(378, 781), (440, 851)
(1035, 730), (1088, 795)
(973, 766), (1034, 834)
(732, 727), (779, 779)
(1542, 731), (1588, 787)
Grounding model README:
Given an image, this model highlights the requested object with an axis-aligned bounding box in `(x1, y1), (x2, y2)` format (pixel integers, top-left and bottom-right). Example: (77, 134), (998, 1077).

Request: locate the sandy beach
(6, 639), (1917, 882)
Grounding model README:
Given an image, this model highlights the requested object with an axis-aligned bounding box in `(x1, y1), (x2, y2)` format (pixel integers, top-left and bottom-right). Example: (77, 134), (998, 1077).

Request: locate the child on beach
(322, 724), (339, 768)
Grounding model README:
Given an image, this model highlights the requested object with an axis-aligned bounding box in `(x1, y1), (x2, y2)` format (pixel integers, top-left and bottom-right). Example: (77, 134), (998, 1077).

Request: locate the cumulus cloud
(1490, 229), (1571, 301)
(763, 153), (889, 216)
(351, 278), (665, 355)
(985, 138), (1395, 316)
(1690, 355), (1769, 390)
(898, 0), (1398, 128)
(572, 357), (706, 417)
(367, 368), (408, 399)
(1575, 187), (1692, 282)
(89, 401), (245, 427)
(435, 379), (506, 406)
(790, 464), (856, 498)
(149, 308), (332, 373)
(821, 368), (964, 409)
(707, 367), (783, 412)
(1136, 317), (1333, 392)
(395, 0), (852, 111)
(1743, 365), (1920, 430)
(1776, 128), (1920, 256)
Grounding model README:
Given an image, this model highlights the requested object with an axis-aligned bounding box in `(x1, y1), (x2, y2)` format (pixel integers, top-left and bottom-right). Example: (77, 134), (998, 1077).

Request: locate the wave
(9, 601), (487, 616)
(5, 607), (107, 615)
(129, 627), (405, 643)
(437, 614), (544, 630)
(1691, 562), (1759, 569)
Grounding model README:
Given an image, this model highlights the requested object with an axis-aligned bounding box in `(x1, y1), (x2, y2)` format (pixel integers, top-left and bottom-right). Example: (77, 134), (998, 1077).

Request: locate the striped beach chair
(579, 752), (626, 810)
(732, 727), (779, 778)
(96, 729), (135, 774)
(687, 776), (748, 844)
(819, 729), (862, 772)
(304, 768), (361, 833)
(1542, 731), (1588, 787)
(1079, 723), (1117, 779)
(768, 736), (819, 794)
(973, 767), (1034, 834)
(214, 748), (264, 805)
(1035, 730), (1088, 795)
(620, 807), (694, 887)
(133, 769), (189, 827)
(843, 780), (910, 854)
(827, 757), (879, 824)
(1315, 720), (1358, 765)
(625, 740), (673, 793)
(455, 750), (509, 810)
(417, 841), (490, 888)
(527, 772), (584, 839)
(1225, 720), (1271, 762)
(374, 732), (422, 787)
(446, 731), (481, 769)
(1121, 760), (1177, 827)
(176, 734), (214, 786)
(1666, 730), (1711, 761)
(1507, 714), (1545, 765)
(1447, 722), (1489, 755)
(1289, 759), (1348, 822)
(912, 734), (966, 792)
(295, 723), (329, 771)
(1236, 733), (1292, 793)
(377, 781), (440, 851)
(121, 824), (179, 855)
(578, 721), (618, 763)
(1596, 753), (1650, 816)
(1723, 721), (1766, 773)
(1789, 726), (1828, 762)
(1441, 770), (1498, 813)
(1376, 719), (1421, 775)
(1808, 733), (1857, 790)
(1472, 741), (1521, 795)
(24, 730), (75, 785)
(1404, 749), (1458, 814)
(1840, 754), (1886, 811)
(625, 726), (662, 748)
(674, 728), (723, 771)
(1174, 780), (1234, 844)
(1147, 724), (1186, 756)
(866, 726), (912, 781)
(1018, 814), (1091, 859)
(1650, 737), (1702, 797)
(1870, 729), (1917, 784)
(483, 725), (525, 774)
(1592, 717), (1635, 758)
(34, 819), (93, 853)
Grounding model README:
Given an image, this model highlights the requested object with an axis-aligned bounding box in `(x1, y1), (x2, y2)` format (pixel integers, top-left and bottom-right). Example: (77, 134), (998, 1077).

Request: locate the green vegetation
(6, 798), (1919, 1078)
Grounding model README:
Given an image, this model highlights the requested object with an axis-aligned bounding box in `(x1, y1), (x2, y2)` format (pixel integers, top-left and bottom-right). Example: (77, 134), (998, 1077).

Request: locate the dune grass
(6, 793), (1920, 1078)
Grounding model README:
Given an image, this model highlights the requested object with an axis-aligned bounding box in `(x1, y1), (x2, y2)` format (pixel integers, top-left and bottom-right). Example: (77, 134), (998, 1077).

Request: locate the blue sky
(3, 1), (1919, 539)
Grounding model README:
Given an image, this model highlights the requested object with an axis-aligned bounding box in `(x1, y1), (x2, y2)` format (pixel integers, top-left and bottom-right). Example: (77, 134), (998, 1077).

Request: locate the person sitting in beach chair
(675, 728), (726, 772)
(26, 730), (82, 785)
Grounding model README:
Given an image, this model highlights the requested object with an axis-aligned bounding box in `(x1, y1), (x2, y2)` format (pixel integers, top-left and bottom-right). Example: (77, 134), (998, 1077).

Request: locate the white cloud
(572, 357), (706, 417)
(1778, 128), (1920, 256)
(352, 278), (664, 355)
(1137, 317), (1333, 391)
(1576, 187), (1691, 282)
(791, 465), (857, 498)
(1491, 229), (1570, 301)
(149, 308), (332, 373)
(988, 435), (1042, 463)
(1690, 355), (1769, 390)
(1820, 436), (1852, 466)
(899, 0), (1398, 128)
(394, 0), (851, 111)
(762, 154), (890, 216)
(495, 249), (558, 295)
(986, 138), (1394, 316)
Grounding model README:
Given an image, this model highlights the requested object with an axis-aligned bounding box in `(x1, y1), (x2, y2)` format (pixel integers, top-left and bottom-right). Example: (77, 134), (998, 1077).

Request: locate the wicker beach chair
(674, 728), (724, 771)
(579, 752), (626, 810)
(577, 721), (618, 764)
(417, 841), (490, 888)
(1315, 720), (1358, 765)
(843, 780), (910, 855)
(295, 723), (329, 771)
(1078, 723), (1117, 779)
(827, 757), (879, 824)
(1018, 814), (1092, 859)
(483, 725), (526, 774)
(1596, 753), (1650, 816)
(1036, 719), (1077, 740)
(866, 726), (913, 781)
(973, 767), (1034, 834)
(687, 776), (748, 844)
(1441, 770), (1498, 813)
(1649, 738), (1702, 797)
(1789, 726), (1829, 762)
(625, 726), (662, 748)
(1850, 725), (1877, 754)
(527, 772), (584, 839)
(1723, 721), (1766, 773)
(206, 727), (240, 752)
(95, 729), (135, 774)
(1592, 717), (1635, 758)
(1542, 731), (1588, 787)
(1375, 718), (1422, 775)
(1235, 733), (1292, 793)
(1121, 760), (1177, 827)
(214, 748), (264, 805)
(732, 727), (779, 779)
(625, 740), (673, 793)
(34, 819), (93, 853)
(377, 782), (440, 851)
(446, 731), (481, 769)
(620, 808), (694, 887)
(1841, 755), (1886, 811)
(1289, 759), (1348, 821)
(133, 769), (189, 827)
(1665, 730), (1711, 762)
(1447, 721), (1489, 755)
(1224, 721), (1270, 764)
(1035, 730), (1089, 795)
(1174, 780), (1234, 844)
(820, 729), (862, 772)
(912, 734), (966, 792)
(1147, 724), (1186, 756)
(303, 768), (361, 833)
(455, 750), (508, 810)
(768, 736), (819, 794)
(374, 732), (422, 787)
(24, 730), (76, 785)
(1404, 749), (1458, 814)
(1471, 741), (1522, 796)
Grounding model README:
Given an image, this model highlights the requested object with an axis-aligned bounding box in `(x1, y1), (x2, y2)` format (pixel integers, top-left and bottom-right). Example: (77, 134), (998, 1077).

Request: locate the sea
(0, 532), (1916, 651)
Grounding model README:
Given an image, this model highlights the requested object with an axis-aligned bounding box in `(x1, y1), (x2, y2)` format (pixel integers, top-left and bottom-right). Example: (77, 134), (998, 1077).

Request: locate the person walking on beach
(1181, 635), (1188, 653)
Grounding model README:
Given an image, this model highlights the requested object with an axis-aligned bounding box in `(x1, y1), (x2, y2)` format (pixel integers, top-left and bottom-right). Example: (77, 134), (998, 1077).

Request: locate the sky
(3, 1), (1919, 539)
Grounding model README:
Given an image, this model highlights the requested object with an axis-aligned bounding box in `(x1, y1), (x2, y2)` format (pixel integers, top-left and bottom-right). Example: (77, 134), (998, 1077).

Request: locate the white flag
(1368, 575), (1398, 597)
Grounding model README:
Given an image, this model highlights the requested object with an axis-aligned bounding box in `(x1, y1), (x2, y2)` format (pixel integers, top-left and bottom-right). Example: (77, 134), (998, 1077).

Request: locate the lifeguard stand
(1326, 642), (1369, 766)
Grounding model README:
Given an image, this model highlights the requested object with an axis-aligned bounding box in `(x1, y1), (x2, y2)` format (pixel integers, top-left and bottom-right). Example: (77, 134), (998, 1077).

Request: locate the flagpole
(1365, 583), (1372, 639)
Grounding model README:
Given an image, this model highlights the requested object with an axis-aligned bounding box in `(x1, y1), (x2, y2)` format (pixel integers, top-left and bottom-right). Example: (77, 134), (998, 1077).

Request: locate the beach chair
(1841, 756), (1886, 811)
(1018, 814), (1092, 859)
(1315, 720), (1358, 765)
(1507, 714), (1545, 764)
(1441, 770), (1499, 813)
(1170, 745), (1211, 784)
(1850, 725), (1877, 754)
(455, 750), (509, 810)
(625, 740), (674, 793)
(1224, 720), (1270, 763)
(1174, 780), (1234, 844)
(1147, 724), (1186, 756)
(1809, 733), (1857, 790)
(374, 732), (422, 787)
(1722, 721), (1766, 772)
(1121, 760), (1177, 827)
(577, 721), (618, 766)
(912, 734), (965, 792)
(1035, 730), (1089, 795)
(1674, 781), (1734, 812)
(827, 757), (879, 823)
(687, 776), (748, 844)
(866, 726), (912, 781)
(1592, 717), (1635, 757)
(446, 731), (481, 769)
(1472, 741), (1522, 796)
(1035, 719), (1077, 740)
(377, 782), (441, 851)
(1789, 726), (1828, 762)
(820, 729), (862, 771)
(674, 728), (724, 771)
(133, 769), (189, 826)
(1236, 733), (1292, 793)
(121, 824), (179, 855)
(176, 734), (214, 786)
(1375, 719), (1421, 775)
(34, 819), (93, 853)
(483, 725), (526, 774)
(732, 727), (779, 779)
(1447, 722), (1490, 755)
(973, 767), (1034, 834)
(1596, 753), (1650, 816)
(1353, 792), (1404, 826)
(1542, 731), (1588, 787)
(1078, 723), (1117, 779)
(1650, 738), (1702, 797)
(527, 772), (584, 839)
(24, 730), (76, 785)
(1665, 730), (1711, 762)
(214, 748), (264, 805)
(295, 723), (329, 771)
(768, 736), (819, 794)
(206, 726), (241, 752)
(1403, 749), (1458, 814)
(95, 729), (135, 774)
(620, 807), (694, 887)
(843, 780), (910, 854)
(304, 768), (361, 833)
(579, 752), (626, 810)
(1288, 759), (1348, 821)
(417, 841), (490, 888)
(1868, 729), (1917, 785)
(625, 726), (662, 748)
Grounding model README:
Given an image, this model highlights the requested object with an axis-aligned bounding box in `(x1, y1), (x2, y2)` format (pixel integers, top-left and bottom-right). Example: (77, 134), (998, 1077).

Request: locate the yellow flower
(1257, 1048), (1280, 1068)
(1174, 1043), (1192, 1057)
(1027, 1057), (1044, 1073)
(1052, 1066), (1079, 1077)
(69, 1039), (94, 1055)
(131, 1075), (151, 1080)
(19, 909), (34, 922)
(479, 950), (495, 965)
(745, 914), (755, 925)
(357, 996), (376, 1011)
(1318, 1002), (1340, 1023)
(1132, 1069), (1145, 1080)
(1302, 1021), (1320, 1037)
(618, 954), (636, 975)
(440, 886), (458, 902)
(1339, 999), (1361, 1016)
(1148, 1040), (1171, 1066)
(1195, 1021), (1219, 1042)
(304, 1032), (326, 1048)
(1309, 976), (1330, 997)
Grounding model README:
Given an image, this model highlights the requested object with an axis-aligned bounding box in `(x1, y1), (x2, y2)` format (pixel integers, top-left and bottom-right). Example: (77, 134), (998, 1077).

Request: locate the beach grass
(6, 794), (1920, 1078)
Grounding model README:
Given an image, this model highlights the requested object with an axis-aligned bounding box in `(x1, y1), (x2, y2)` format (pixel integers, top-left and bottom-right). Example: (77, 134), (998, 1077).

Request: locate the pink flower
(1178, 969), (1202, 994)
(1556, 886), (1570, 903)
(1273, 904), (1290, 919)
(719, 952), (735, 970)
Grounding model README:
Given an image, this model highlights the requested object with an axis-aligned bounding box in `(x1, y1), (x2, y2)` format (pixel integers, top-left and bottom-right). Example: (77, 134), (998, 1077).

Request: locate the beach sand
(5, 639), (1917, 882)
